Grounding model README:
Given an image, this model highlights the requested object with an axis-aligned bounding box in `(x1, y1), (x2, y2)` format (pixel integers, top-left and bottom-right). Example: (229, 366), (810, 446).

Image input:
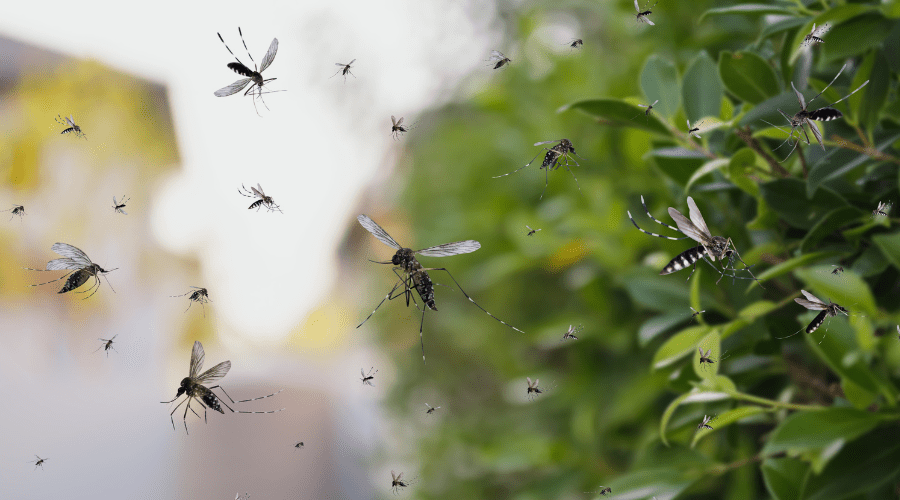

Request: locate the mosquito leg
(237, 27), (256, 68)
(492, 152), (542, 179)
(562, 157), (582, 193)
(357, 278), (406, 329)
(539, 163), (550, 200)
(235, 389), (284, 403)
(217, 32), (247, 68)
(25, 270), (73, 287)
(419, 302), (427, 364)
(208, 386), (237, 412)
(82, 277), (102, 300)
(424, 268), (524, 333)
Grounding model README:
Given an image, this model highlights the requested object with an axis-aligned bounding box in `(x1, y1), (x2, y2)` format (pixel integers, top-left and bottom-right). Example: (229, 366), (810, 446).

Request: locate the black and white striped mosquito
(687, 119), (702, 138)
(873, 201), (891, 218)
(689, 307), (705, 322)
(30, 455), (47, 471)
(775, 290), (850, 343)
(526, 225), (541, 236)
(425, 403), (441, 414)
(561, 324), (582, 341)
(294, 441), (304, 449)
(698, 414), (715, 430)
(632, 99), (659, 122)
(238, 183), (282, 213)
(2, 204), (25, 221)
(112, 196), (129, 215)
(526, 376), (543, 400)
(26, 243), (117, 299)
(698, 347), (728, 371)
(762, 64), (869, 161)
(331, 59), (356, 82)
(634, 0), (659, 25)
(215, 28), (281, 116)
(160, 341), (283, 434)
(391, 470), (409, 495)
(487, 50), (511, 69)
(55, 114), (86, 139)
(94, 335), (118, 357)
(493, 139), (584, 200)
(627, 196), (761, 285)
(357, 215), (523, 364)
(361, 367), (377, 386)
(801, 23), (830, 48)
(171, 287), (211, 315)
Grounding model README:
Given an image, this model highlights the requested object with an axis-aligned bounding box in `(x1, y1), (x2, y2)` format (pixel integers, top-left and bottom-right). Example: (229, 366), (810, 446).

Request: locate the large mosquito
(215, 28), (281, 116)
(171, 286), (211, 315)
(361, 367), (377, 386)
(776, 290), (849, 343)
(762, 64), (869, 161)
(238, 183), (282, 213)
(94, 335), (118, 357)
(55, 114), (86, 139)
(161, 341), (283, 434)
(391, 470), (409, 495)
(635, 0), (659, 25)
(357, 215), (523, 363)
(801, 23), (829, 48)
(2, 204), (25, 221)
(487, 50), (511, 69)
(631, 99), (658, 122)
(26, 242), (117, 299)
(698, 414), (715, 430)
(30, 455), (47, 470)
(873, 201), (891, 218)
(627, 196), (761, 285)
(493, 139), (584, 200)
(112, 196), (129, 215)
(331, 59), (356, 82)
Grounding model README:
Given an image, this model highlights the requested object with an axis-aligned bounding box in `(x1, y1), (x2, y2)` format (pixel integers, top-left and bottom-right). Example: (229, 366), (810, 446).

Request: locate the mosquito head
(175, 381), (190, 397)
(832, 303), (849, 317)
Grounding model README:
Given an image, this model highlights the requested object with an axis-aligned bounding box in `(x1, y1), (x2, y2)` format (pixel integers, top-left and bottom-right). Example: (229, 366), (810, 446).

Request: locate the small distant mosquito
(30, 455), (47, 470)
(761, 64), (869, 161)
(361, 367), (377, 386)
(567, 38), (584, 49)
(215, 28), (281, 116)
(55, 114), (86, 139)
(331, 59), (356, 82)
(526, 376), (543, 400)
(873, 201), (891, 218)
(294, 441), (304, 449)
(26, 242), (117, 299)
(238, 183), (282, 213)
(493, 139), (584, 200)
(357, 215), (523, 364)
(689, 307), (705, 322)
(171, 286), (211, 315)
(631, 99), (659, 122)
(687, 119), (702, 138)
(487, 50), (511, 69)
(698, 347), (728, 370)
(698, 414), (715, 430)
(801, 23), (830, 48)
(831, 265), (844, 275)
(425, 403), (441, 414)
(112, 196), (129, 215)
(94, 335), (118, 357)
(561, 324), (582, 341)
(526, 225), (541, 236)
(775, 290), (849, 342)
(390, 115), (413, 140)
(2, 204), (25, 221)
(391, 470), (409, 495)
(160, 340), (284, 434)
(635, 0), (659, 25)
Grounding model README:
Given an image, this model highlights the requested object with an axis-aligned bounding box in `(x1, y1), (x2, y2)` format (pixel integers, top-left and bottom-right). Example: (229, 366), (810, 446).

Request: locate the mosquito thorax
(392, 248), (417, 269)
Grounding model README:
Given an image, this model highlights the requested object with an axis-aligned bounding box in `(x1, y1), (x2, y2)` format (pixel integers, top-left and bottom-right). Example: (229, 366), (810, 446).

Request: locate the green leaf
(873, 232), (900, 271)
(798, 207), (867, 253)
(760, 179), (849, 229)
(682, 52), (723, 123)
(685, 158), (729, 193)
(737, 300), (778, 320)
(726, 148), (762, 196)
(691, 406), (768, 448)
(718, 51), (780, 104)
(646, 147), (706, 187)
(601, 466), (698, 499)
(801, 427), (900, 500)
(807, 131), (900, 197)
(698, 4), (793, 22)
(560, 98), (671, 136)
(693, 330), (722, 380)
(748, 251), (842, 290)
(852, 50), (890, 133)
(640, 55), (680, 118)
(638, 311), (689, 346)
(821, 13), (894, 63)
(652, 325), (712, 369)
(660, 391), (693, 446)
(762, 458), (809, 500)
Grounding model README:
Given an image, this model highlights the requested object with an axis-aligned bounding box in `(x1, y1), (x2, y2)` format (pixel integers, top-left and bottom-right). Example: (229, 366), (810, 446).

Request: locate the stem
(735, 127), (790, 177)
(828, 134), (900, 165)
(797, 145), (808, 177)
(707, 452), (788, 476)
(731, 391), (826, 411)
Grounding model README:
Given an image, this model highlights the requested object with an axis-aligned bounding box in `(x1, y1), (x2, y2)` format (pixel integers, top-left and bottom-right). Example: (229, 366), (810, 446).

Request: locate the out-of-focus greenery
(350, 1), (900, 499)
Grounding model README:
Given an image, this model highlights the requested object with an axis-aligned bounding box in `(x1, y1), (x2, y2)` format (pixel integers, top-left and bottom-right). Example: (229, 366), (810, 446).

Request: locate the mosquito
(357, 214), (523, 364)
(487, 50), (511, 69)
(698, 347), (729, 370)
(331, 59), (356, 82)
(361, 367), (377, 386)
(689, 307), (705, 322)
(294, 441), (304, 449)
(391, 470), (409, 495)
(698, 414), (715, 430)
(801, 23), (830, 48)
(631, 99), (659, 122)
(30, 455), (47, 470)
(55, 114), (86, 139)
(567, 38), (584, 49)
(160, 341), (284, 434)
(873, 201), (891, 218)
(215, 28), (281, 116)
(26, 243), (117, 299)
(561, 324), (582, 341)
(94, 335), (118, 357)
(775, 290), (849, 343)
(171, 287), (211, 315)
(526, 225), (541, 236)
(627, 195), (761, 285)
(390, 115), (413, 140)
(425, 403), (441, 414)
(238, 183), (282, 213)
(635, 0), (659, 25)
(493, 139), (584, 200)
(762, 64), (869, 161)
(526, 377), (544, 400)
(2, 204), (25, 221)
(831, 265), (844, 275)
(112, 196), (129, 215)
(687, 119), (702, 138)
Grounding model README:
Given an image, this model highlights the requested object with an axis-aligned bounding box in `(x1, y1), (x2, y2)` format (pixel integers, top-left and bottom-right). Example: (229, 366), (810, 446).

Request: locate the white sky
(1, 0), (499, 342)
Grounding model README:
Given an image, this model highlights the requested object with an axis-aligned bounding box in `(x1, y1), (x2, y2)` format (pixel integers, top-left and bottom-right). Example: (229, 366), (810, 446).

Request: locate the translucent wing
(189, 340), (205, 378)
(395, 116), (404, 126)
(391, 115), (398, 127)
(46, 258), (84, 271)
(807, 119), (824, 150)
(361, 368), (366, 378)
(790, 81), (806, 109)
(195, 360), (232, 385)
(638, 104), (648, 109)
(113, 196), (118, 206)
(357, 214), (402, 249)
(215, 78), (252, 97)
(51, 243), (93, 267)
(252, 184), (265, 198)
(335, 62), (345, 67)
(259, 38), (279, 73)
(534, 139), (563, 146)
(67, 115), (77, 127)
(391, 470), (398, 481)
(800, 289), (826, 305)
(686, 197), (712, 239)
(416, 240), (481, 257)
(489, 50), (506, 60)
(527, 376), (533, 387)
(347, 59), (356, 66)
(643, 17), (655, 25)
(634, 0), (640, 12)
(812, 23), (829, 37)
(667, 207), (706, 243)
(534, 378), (539, 387)
(651, 99), (659, 105)
(119, 208), (127, 215)
(795, 298), (828, 310)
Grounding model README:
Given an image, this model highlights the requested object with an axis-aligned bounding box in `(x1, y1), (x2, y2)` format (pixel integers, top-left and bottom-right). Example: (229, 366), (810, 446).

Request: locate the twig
(735, 127), (790, 177)
(830, 134), (900, 165)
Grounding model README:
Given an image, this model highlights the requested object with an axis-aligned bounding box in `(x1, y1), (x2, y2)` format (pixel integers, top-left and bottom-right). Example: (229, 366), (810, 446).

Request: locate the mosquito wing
(415, 240), (481, 257)
(534, 139), (564, 146)
(51, 243), (93, 267)
(395, 116), (404, 127)
(189, 340), (206, 378)
(489, 50), (506, 60)
(807, 119), (825, 150)
(215, 78), (252, 97)
(195, 360), (232, 385)
(357, 215), (402, 250)
(347, 59), (356, 66)
(790, 81), (806, 109)
(258, 38), (279, 73)
(391, 115), (398, 127)
(46, 258), (84, 271)
(795, 290), (828, 310)
(667, 207), (707, 243)
(66, 115), (77, 127)
(686, 197), (712, 239)
(252, 184), (265, 198)
(643, 17), (655, 25)
(391, 470), (398, 481)
(527, 376), (533, 387)
(800, 289), (827, 306)
(361, 368), (365, 378)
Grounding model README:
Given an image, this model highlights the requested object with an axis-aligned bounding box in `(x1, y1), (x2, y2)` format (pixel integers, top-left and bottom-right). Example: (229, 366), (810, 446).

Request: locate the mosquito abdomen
(660, 246), (707, 275)
(806, 310), (828, 333)
(228, 62), (258, 79)
(59, 269), (90, 293)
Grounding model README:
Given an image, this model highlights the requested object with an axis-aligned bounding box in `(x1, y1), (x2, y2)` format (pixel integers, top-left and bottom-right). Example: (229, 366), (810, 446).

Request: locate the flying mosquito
(331, 59), (356, 82)
(698, 347), (728, 370)
(493, 139), (584, 200)
(425, 403), (441, 414)
(561, 324), (582, 341)
(873, 201), (891, 218)
(294, 441), (304, 449)
(801, 23), (830, 48)
(112, 196), (129, 215)
(171, 286), (211, 315)
(526, 377), (543, 400)
(357, 214), (523, 364)
(361, 367), (377, 386)
(391, 470), (409, 495)
(26, 242), (117, 299)
(698, 414), (715, 430)
(30, 455), (47, 471)
(588, 487), (612, 496)
(689, 307), (705, 322)
(832, 265), (844, 275)
(238, 183), (282, 213)
(487, 50), (511, 69)
(627, 196), (761, 285)
(635, 0), (659, 25)
(215, 28), (281, 116)
(632, 99), (659, 122)
(776, 290), (849, 342)
(761, 64), (869, 161)
(526, 225), (541, 236)
(567, 38), (584, 49)
(94, 335), (118, 357)
(2, 204), (25, 221)
(55, 114), (86, 139)
(687, 119), (702, 138)
(160, 340), (284, 434)
(390, 115), (414, 140)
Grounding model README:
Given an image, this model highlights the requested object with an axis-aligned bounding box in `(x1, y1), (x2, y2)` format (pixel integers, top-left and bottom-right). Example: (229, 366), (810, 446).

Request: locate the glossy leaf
(691, 406), (768, 447)
(801, 428), (900, 500)
(560, 98), (671, 135)
(718, 51), (780, 104)
(682, 52), (723, 123)
(640, 55), (680, 118)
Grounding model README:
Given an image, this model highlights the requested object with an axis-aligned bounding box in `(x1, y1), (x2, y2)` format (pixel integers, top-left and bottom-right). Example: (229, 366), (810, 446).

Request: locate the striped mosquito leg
(426, 268), (524, 334)
(660, 246), (707, 277)
(806, 310), (828, 333)
(640, 195), (687, 236)
(357, 272), (413, 329)
(24, 269), (74, 287)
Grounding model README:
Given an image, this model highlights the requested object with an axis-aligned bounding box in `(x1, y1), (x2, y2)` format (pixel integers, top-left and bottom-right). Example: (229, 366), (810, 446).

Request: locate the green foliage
(355, 0), (900, 499)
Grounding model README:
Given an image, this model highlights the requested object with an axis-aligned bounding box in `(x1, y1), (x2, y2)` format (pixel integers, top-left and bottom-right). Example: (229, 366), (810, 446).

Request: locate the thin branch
(735, 127), (790, 177)
(829, 134), (900, 165)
